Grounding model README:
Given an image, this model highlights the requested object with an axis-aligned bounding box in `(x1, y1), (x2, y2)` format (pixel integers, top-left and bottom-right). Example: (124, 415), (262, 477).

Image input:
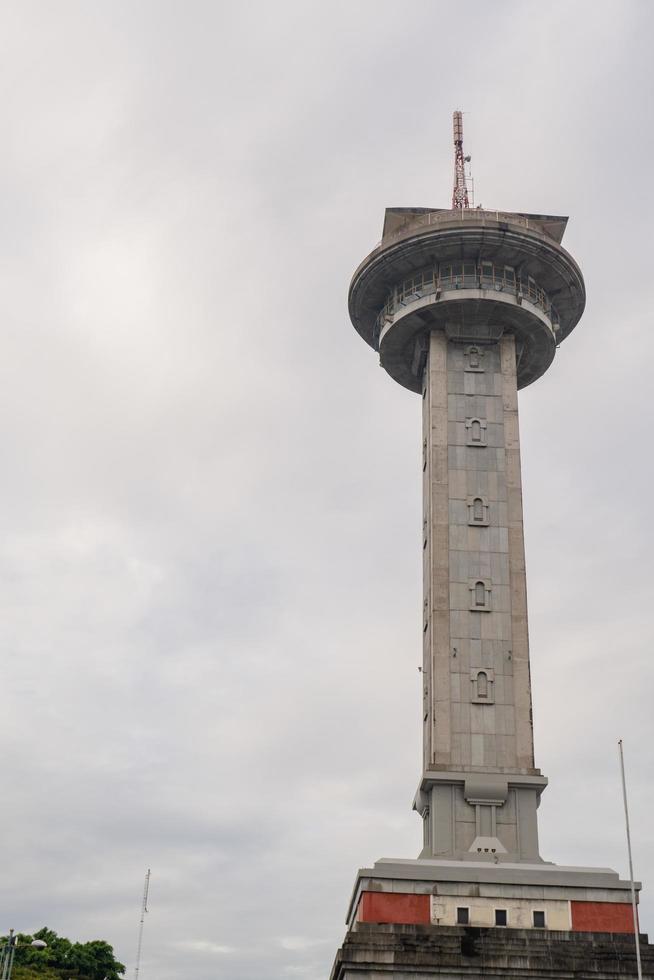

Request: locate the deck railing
(375, 261), (558, 342)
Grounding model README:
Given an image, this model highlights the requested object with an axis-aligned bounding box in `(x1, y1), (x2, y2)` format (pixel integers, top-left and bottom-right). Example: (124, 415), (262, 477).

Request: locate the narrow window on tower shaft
(477, 671), (488, 698)
(471, 420), (481, 442)
(473, 497), (484, 521)
(475, 581), (486, 607)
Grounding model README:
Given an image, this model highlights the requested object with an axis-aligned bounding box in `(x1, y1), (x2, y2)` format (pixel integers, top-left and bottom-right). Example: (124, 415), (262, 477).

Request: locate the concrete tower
(329, 123), (651, 979)
(350, 206), (581, 867)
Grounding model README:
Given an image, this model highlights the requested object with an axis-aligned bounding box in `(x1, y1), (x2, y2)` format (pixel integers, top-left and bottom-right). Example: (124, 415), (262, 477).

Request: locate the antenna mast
(134, 869), (151, 980)
(452, 110), (470, 210)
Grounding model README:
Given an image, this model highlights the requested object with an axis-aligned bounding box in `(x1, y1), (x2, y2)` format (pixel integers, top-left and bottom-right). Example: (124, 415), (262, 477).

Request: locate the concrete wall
(431, 894), (570, 930)
(331, 922), (649, 980)
(354, 891), (635, 934)
(423, 332), (533, 772)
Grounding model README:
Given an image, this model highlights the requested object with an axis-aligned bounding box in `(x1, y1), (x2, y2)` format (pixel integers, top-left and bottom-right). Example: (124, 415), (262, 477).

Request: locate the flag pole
(618, 739), (642, 980)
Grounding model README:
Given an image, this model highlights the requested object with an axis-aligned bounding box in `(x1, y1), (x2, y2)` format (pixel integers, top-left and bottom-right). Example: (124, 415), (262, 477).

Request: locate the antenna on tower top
(452, 110), (471, 210)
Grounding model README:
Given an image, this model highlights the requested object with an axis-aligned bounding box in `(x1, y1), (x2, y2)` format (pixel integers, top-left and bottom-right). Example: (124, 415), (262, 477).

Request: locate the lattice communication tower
(452, 110), (470, 209)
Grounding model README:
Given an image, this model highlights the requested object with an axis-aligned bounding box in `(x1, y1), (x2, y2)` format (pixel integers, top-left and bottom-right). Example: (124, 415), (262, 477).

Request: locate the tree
(4, 928), (125, 980)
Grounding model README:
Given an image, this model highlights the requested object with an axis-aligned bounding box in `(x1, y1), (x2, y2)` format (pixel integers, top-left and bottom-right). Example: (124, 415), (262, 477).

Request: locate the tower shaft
(417, 330), (544, 861)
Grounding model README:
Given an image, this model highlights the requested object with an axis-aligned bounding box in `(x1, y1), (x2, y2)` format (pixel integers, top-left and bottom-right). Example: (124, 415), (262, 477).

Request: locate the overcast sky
(0, 2), (652, 978)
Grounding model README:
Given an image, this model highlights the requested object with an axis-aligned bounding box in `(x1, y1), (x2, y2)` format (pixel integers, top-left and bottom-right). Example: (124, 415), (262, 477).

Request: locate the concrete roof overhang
(349, 210), (585, 391)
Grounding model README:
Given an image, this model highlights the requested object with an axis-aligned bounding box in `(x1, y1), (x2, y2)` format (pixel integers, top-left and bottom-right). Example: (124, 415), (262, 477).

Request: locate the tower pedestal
(345, 859), (640, 934)
(330, 858), (644, 978)
(414, 771), (549, 862)
(330, 922), (653, 979)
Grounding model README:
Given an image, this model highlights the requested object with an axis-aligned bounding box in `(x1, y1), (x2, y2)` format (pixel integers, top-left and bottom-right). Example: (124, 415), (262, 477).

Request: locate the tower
(362, 206), (578, 865)
(329, 116), (651, 978)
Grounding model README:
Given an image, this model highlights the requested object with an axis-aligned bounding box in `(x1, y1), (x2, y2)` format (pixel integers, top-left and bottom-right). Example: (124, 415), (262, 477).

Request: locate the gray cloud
(0, 1), (652, 978)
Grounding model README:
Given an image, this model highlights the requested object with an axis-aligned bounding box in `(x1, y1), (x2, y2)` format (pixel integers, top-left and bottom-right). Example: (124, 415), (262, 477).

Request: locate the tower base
(330, 858), (646, 978)
(345, 859), (640, 934)
(329, 922), (653, 979)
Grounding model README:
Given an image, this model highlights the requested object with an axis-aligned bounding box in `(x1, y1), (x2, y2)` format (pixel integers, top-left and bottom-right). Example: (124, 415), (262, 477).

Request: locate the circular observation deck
(348, 209), (585, 391)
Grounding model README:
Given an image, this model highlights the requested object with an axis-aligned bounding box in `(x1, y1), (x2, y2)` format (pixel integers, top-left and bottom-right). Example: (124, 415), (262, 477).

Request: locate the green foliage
(12, 969), (60, 980)
(3, 928), (125, 980)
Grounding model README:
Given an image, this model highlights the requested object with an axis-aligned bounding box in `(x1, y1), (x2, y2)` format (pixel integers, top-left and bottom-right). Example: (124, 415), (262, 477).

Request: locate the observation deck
(349, 207), (586, 391)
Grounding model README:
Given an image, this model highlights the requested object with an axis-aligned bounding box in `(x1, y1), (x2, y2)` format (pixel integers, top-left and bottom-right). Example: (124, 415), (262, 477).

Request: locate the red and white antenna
(452, 110), (471, 210)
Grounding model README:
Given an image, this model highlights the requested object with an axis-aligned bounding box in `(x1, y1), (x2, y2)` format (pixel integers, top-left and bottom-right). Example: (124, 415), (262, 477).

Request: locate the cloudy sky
(0, 1), (652, 978)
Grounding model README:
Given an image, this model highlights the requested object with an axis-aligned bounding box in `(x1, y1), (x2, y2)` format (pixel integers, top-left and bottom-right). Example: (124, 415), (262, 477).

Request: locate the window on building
(456, 907), (469, 925)
(476, 671), (489, 698)
(533, 910), (546, 928)
(473, 497), (484, 521)
(475, 581), (486, 607)
(471, 420), (482, 442)
(495, 909), (507, 927)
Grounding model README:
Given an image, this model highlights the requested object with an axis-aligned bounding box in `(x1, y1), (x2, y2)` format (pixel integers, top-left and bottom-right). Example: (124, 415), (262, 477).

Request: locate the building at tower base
(348, 860), (639, 935)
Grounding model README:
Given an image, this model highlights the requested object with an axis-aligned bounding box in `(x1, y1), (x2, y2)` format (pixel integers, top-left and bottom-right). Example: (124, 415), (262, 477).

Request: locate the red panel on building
(357, 891), (430, 925)
(571, 901), (636, 934)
